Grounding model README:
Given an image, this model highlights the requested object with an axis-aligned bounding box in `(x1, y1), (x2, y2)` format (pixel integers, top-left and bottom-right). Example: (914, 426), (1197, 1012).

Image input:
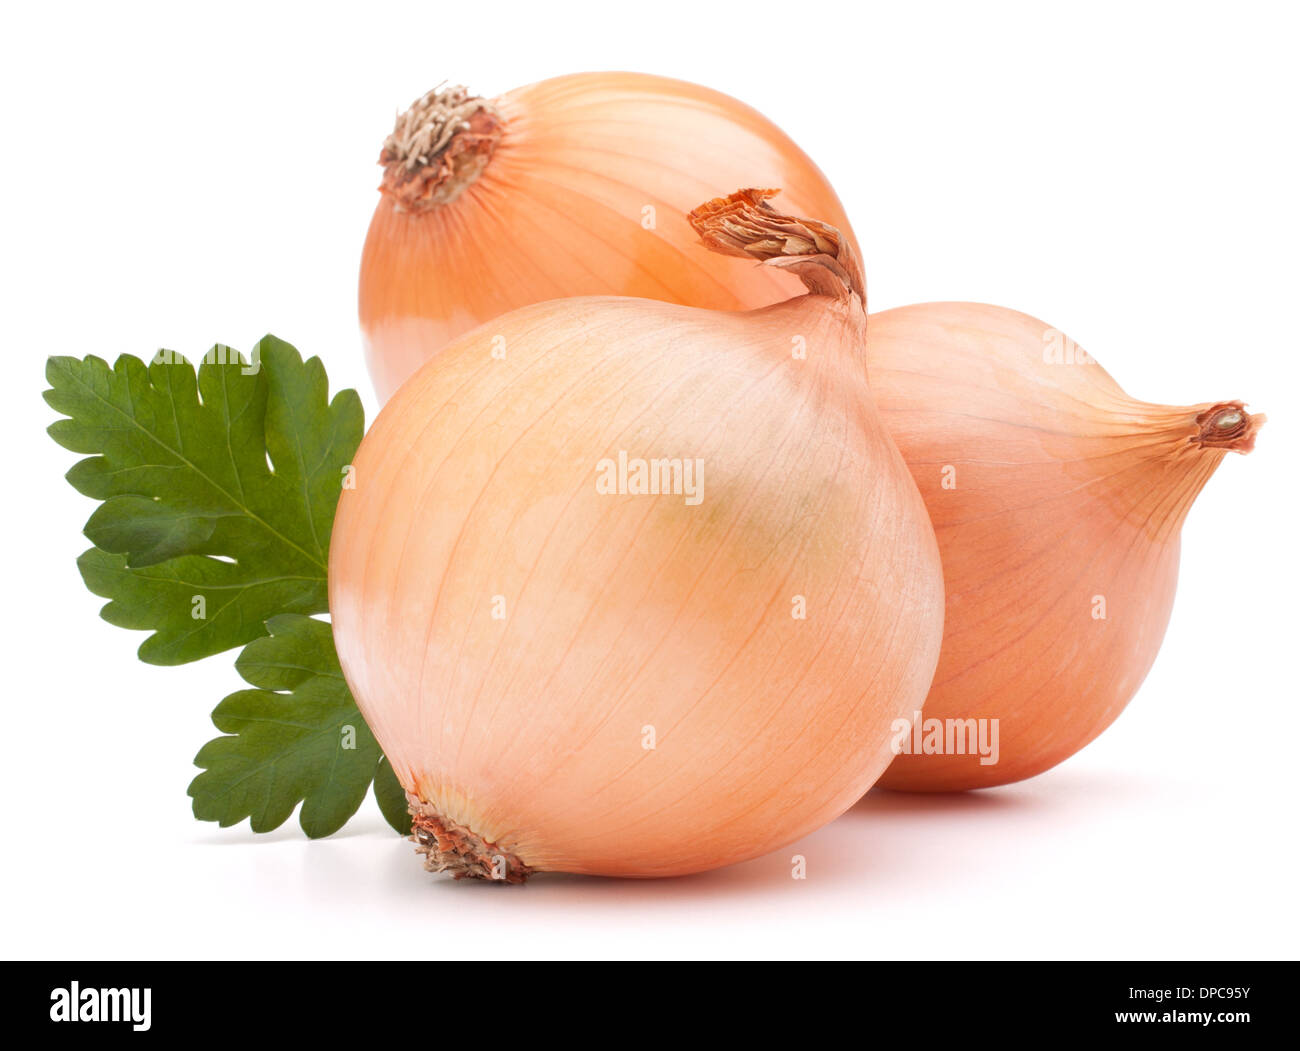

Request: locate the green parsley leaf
(44, 336), (362, 665)
(373, 756), (414, 836)
(189, 614), (410, 838)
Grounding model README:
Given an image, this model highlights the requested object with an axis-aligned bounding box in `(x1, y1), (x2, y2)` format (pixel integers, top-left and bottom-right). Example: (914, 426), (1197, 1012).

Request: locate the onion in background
(359, 73), (857, 401)
(868, 302), (1262, 790)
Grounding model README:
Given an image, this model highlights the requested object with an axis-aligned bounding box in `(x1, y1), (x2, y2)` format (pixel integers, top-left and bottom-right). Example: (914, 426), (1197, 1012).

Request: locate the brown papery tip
(379, 84), (503, 212)
(409, 796), (533, 884)
(1191, 401), (1265, 453)
(688, 188), (865, 302)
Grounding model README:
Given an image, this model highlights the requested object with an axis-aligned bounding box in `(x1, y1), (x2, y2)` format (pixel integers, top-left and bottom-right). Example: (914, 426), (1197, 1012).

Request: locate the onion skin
(331, 196), (943, 879)
(359, 73), (857, 402)
(868, 302), (1262, 791)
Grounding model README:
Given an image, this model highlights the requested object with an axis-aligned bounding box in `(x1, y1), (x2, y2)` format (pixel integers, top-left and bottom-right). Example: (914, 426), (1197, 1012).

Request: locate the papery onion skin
(867, 302), (1262, 792)
(359, 73), (857, 402)
(331, 193), (942, 879)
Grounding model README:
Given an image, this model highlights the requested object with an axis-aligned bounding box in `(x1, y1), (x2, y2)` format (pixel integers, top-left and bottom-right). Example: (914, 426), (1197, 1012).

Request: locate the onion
(866, 302), (1263, 791)
(359, 73), (856, 402)
(330, 191), (943, 879)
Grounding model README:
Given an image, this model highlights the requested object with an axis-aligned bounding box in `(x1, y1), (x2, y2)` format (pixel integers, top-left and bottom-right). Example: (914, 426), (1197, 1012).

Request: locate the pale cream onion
(331, 191), (943, 879)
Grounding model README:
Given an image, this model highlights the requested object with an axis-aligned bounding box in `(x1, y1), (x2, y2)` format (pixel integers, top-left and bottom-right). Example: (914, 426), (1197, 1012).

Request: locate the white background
(2, 0), (1296, 960)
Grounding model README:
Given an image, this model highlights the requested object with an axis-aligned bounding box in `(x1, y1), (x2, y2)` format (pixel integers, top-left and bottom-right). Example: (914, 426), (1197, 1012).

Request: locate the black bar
(2, 961), (1291, 1039)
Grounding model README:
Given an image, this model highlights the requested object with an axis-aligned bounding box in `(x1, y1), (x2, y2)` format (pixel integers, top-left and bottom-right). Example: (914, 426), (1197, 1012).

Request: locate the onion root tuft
(379, 85), (503, 212)
(408, 796), (534, 884)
